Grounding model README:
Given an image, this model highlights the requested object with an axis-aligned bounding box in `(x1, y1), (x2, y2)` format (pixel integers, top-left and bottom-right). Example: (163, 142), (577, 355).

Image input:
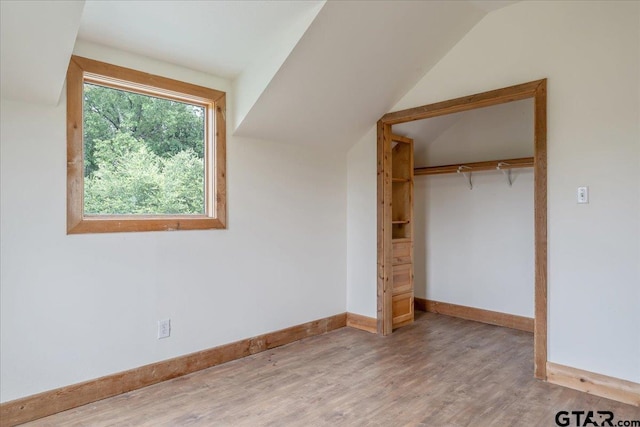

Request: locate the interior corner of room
(1, 0), (639, 425)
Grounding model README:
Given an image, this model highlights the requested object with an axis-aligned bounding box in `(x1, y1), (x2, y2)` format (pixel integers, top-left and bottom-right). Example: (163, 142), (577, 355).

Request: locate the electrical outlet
(158, 319), (171, 339)
(577, 186), (589, 204)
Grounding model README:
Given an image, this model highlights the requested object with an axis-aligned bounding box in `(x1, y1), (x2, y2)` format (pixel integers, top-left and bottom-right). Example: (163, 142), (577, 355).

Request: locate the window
(66, 55), (226, 233)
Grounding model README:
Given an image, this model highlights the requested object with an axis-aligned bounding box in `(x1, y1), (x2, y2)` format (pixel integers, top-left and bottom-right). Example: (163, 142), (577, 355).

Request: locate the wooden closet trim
(376, 79), (548, 379)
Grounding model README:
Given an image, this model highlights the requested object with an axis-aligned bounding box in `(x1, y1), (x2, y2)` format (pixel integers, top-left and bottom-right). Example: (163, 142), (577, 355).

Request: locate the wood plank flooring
(21, 312), (640, 426)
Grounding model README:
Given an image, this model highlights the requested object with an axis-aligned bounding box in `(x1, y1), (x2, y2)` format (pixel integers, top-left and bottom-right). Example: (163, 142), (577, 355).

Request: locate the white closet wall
(401, 99), (534, 317)
(415, 171), (534, 317)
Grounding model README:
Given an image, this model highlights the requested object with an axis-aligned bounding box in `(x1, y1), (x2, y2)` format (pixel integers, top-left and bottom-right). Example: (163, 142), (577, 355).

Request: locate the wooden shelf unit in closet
(390, 134), (414, 329)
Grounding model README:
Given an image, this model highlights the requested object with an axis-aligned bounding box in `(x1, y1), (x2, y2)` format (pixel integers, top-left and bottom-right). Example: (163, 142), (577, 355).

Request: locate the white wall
(403, 99), (534, 167)
(346, 128), (377, 317)
(415, 171), (534, 317)
(0, 45), (347, 402)
(346, 0), (640, 383)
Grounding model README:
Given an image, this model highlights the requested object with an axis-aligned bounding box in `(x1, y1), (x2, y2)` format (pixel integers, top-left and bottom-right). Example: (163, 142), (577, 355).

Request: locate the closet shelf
(391, 134), (412, 144)
(392, 178), (410, 182)
(392, 220), (410, 224)
(414, 156), (534, 176)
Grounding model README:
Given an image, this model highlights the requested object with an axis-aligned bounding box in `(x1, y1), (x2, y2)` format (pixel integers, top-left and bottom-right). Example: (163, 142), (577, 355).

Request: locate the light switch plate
(577, 186), (589, 204)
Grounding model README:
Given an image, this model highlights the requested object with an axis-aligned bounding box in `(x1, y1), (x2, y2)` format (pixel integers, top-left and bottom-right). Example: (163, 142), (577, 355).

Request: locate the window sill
(67, 216), (226, 234)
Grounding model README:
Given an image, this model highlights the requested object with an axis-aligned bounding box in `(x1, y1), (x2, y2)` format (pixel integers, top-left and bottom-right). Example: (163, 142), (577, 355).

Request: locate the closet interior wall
(394, 98), (535, 319)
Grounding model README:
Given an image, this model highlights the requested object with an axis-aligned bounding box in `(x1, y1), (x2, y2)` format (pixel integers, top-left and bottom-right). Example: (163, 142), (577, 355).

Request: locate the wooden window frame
(377, 79), (547, 379)
(66, 55), (226, 234)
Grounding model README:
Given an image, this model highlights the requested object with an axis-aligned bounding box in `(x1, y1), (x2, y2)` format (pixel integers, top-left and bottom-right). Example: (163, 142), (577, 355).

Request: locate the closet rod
(414, 157), (533, 176)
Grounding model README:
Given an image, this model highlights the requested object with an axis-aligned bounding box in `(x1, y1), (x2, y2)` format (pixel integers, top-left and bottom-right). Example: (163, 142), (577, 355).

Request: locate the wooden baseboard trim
(346, 312), (377, 333)
(0, 313), (347, 426)
(415, 298), (534, 333)
(547, 362), (640, 407)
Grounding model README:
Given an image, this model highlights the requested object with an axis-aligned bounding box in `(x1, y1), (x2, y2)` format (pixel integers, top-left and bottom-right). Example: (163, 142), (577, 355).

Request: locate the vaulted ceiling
(77, 1), (324, 79)
(0, 1), (84, 104)
(0, 0), (518, 150)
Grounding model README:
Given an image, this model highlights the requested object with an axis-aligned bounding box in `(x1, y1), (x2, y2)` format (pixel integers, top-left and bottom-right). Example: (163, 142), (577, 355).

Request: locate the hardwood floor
(22, 312), (639, 426)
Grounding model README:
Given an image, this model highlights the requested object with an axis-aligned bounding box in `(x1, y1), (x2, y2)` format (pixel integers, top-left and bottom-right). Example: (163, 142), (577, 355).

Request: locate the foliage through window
(83, 84), (206, 215)
(67, 56), (226, 234)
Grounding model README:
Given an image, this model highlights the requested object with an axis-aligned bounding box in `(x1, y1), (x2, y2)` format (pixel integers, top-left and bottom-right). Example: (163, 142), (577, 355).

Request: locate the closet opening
(376, 80), (547, 379)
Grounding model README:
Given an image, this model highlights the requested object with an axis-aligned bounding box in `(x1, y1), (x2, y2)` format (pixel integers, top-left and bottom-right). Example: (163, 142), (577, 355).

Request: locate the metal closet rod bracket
(457, 165), (473, 190)
(496, 162), (513, 186)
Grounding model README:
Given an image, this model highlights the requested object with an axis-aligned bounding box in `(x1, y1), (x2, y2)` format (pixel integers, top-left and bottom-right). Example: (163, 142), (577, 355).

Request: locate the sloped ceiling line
(1, 0), (519, 150)
(234, 0), (489, 150)
(0, 0), (86, 105)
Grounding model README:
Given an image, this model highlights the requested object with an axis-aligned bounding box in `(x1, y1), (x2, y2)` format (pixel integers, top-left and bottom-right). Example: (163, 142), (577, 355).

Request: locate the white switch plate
(158, 319), (171, 339)
(577, 186), (589, 204)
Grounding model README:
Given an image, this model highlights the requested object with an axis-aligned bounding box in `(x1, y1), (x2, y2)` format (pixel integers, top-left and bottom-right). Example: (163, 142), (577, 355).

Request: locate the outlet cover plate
(158, 319), (171, 339)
